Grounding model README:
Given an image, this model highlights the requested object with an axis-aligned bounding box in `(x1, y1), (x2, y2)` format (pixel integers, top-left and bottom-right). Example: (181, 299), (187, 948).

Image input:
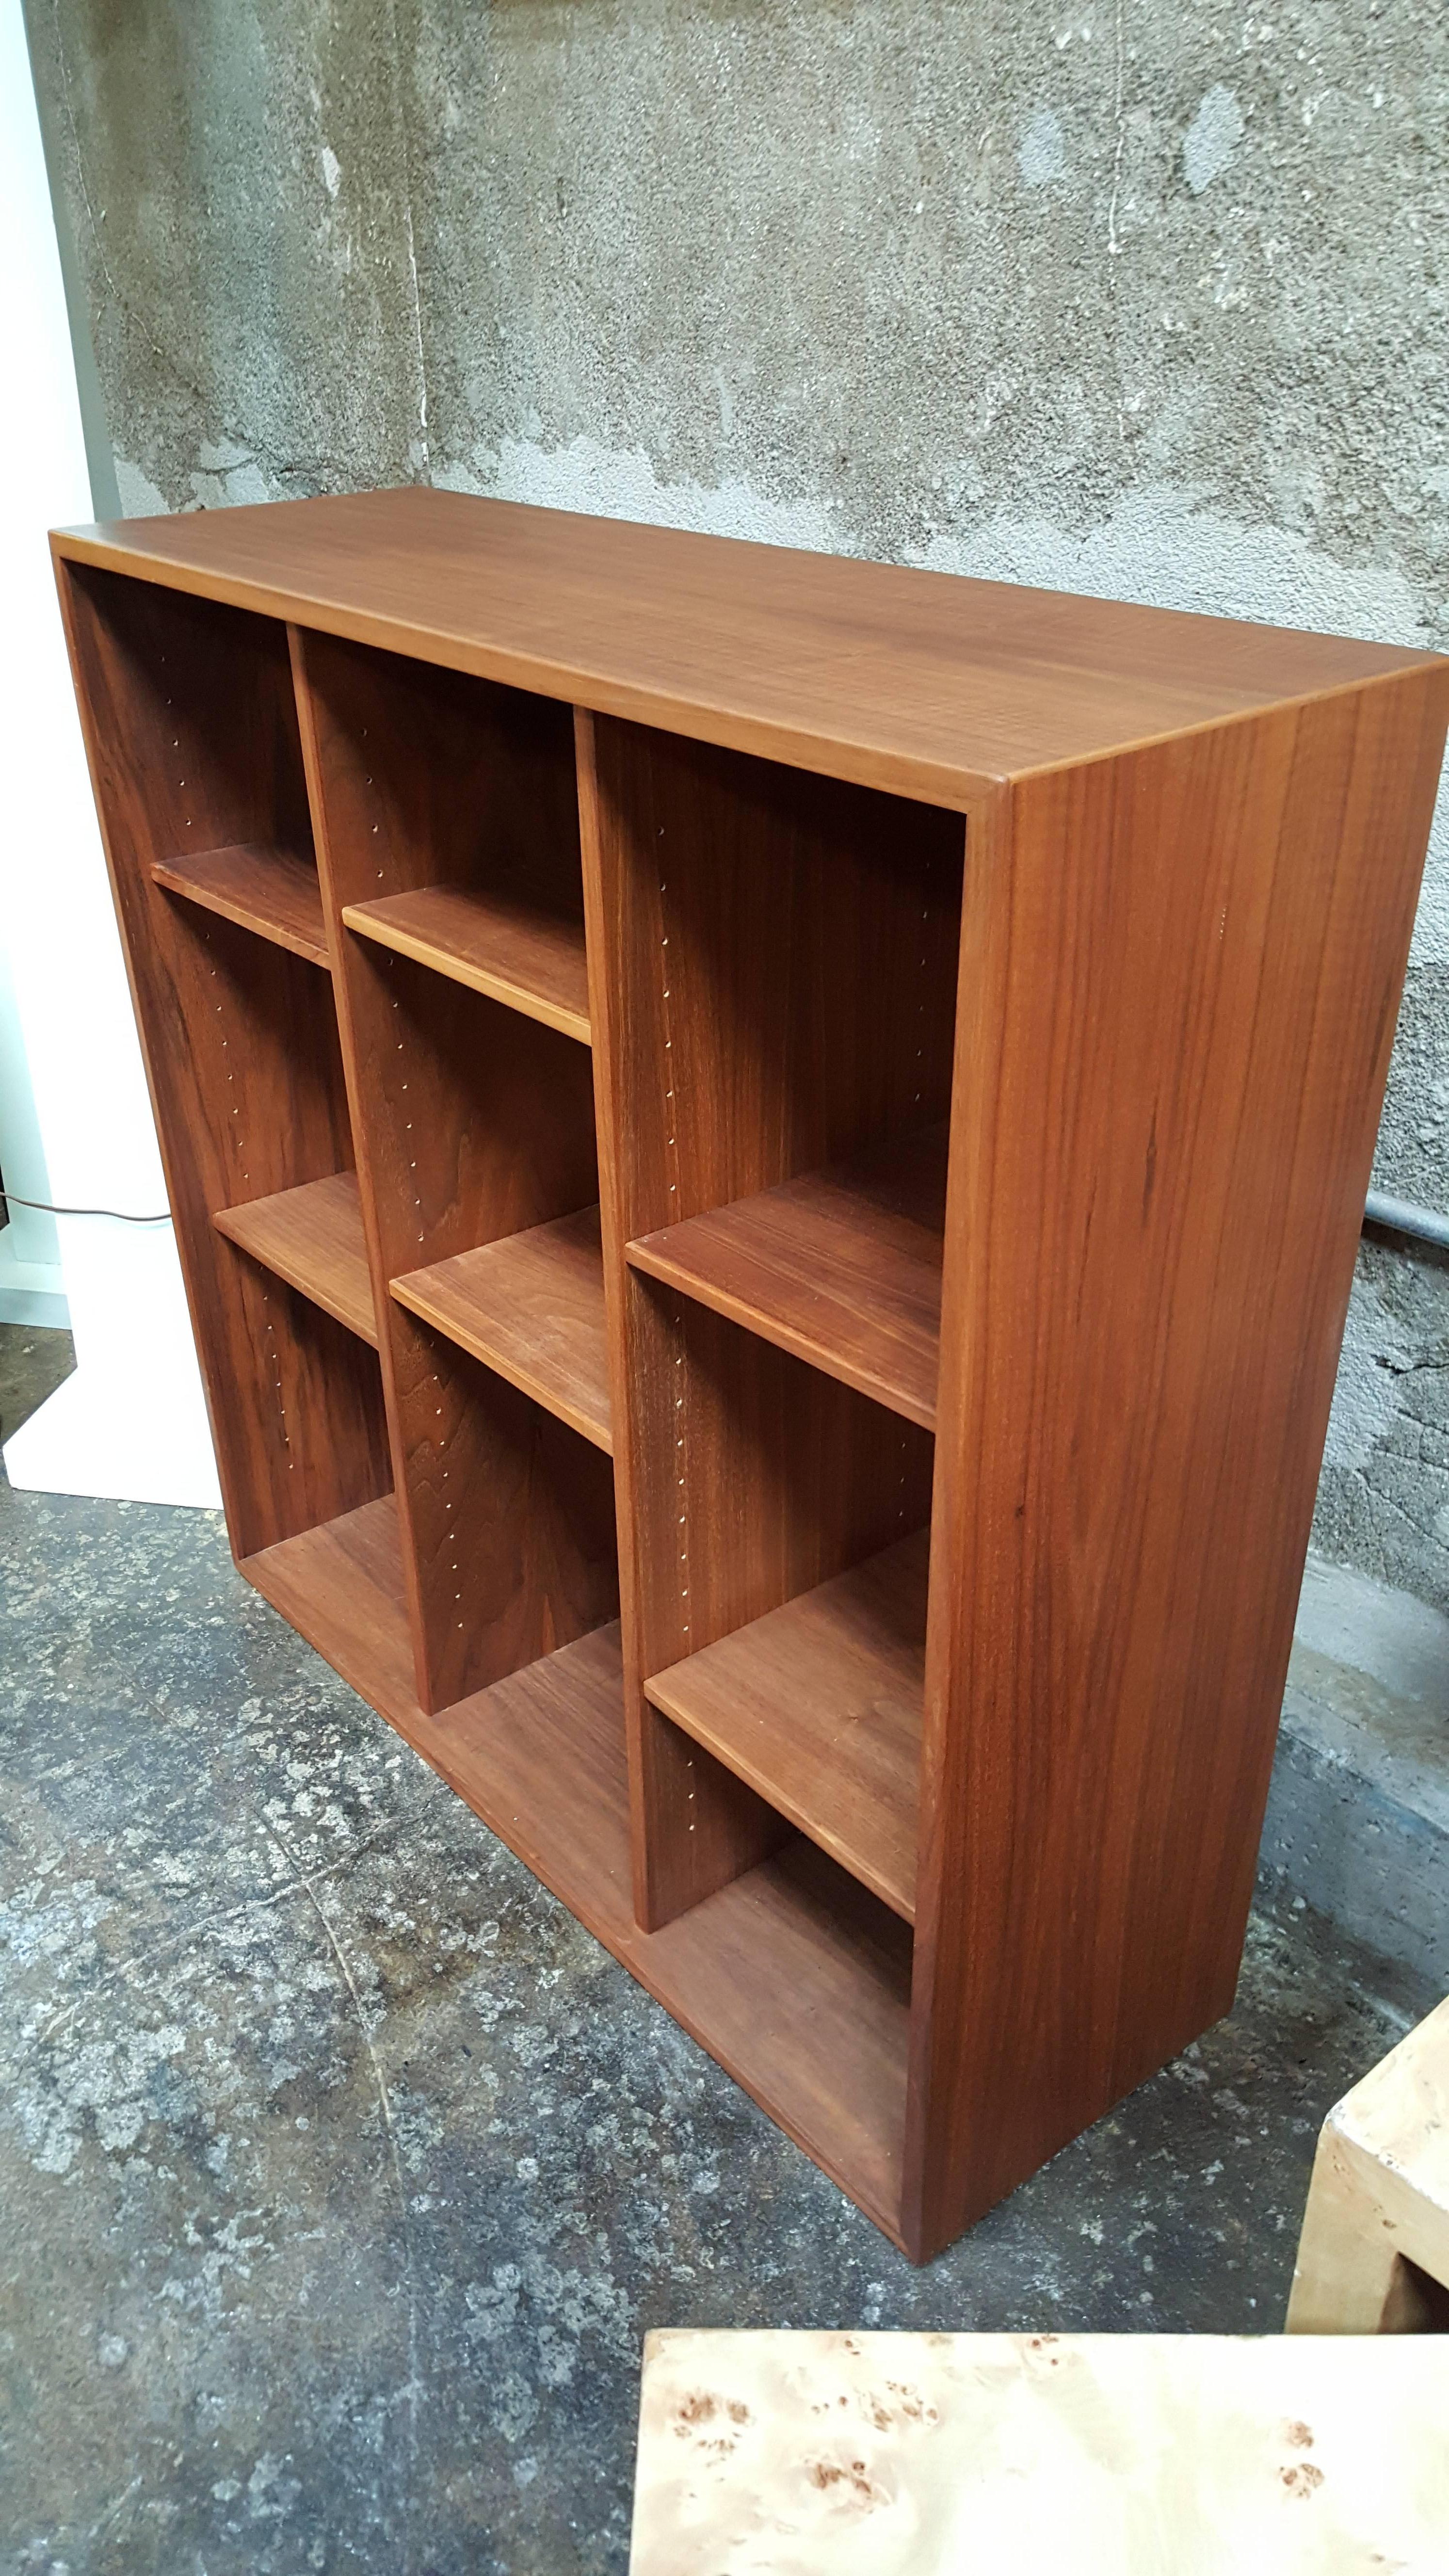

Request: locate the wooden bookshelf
(54, 487), (1449, 2261)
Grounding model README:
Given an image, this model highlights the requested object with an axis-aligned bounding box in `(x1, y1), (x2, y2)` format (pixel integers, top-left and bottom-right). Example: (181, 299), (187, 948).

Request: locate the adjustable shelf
(391, 1204), (611, 1452)
(342, 882), (591, 1044)
(627, 1124), (947, 1431)
(645, 1527), (928, 1921)
(153, 840), (329, 968)
(55, 485), (1448, 2262)
(213, 1172), (376, 1346)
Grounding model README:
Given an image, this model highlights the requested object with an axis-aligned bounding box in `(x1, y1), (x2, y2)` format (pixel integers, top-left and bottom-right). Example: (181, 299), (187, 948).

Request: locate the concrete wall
(25, 0), (1449, 1601)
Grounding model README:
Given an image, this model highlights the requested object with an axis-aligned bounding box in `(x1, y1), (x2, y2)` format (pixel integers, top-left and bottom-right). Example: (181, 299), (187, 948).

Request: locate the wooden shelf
(342, 882), (591, 1045)
(390, 1204), (612, 1452)
(241, 1495), (912, 2242)
(627, 1124), (947, 1431)
(152, 840), (329, 967)
(213, 1172), (377, 1345)
(646, 1529), (927, 1921)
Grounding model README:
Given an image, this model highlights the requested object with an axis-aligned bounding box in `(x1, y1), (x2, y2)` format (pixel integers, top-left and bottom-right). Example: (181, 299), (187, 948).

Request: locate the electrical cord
(1, 1191), (171, 1224)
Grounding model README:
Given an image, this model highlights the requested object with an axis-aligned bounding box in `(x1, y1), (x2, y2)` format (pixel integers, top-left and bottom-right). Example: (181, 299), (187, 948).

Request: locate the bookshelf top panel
(51, 489), (1441, 813)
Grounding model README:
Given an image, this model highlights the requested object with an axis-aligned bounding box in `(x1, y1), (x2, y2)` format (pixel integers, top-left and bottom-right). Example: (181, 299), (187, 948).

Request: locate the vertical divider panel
(53, 562), (390, 1559)
(291, 628), (612, 1715)
(577, 710), (961, 1931)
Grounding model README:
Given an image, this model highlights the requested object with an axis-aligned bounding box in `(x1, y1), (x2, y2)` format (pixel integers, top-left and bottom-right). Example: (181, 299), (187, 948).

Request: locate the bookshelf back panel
(62, 561), (314, 871)
(581, 713), (964, 1238)
(395, 1313), (619, 1709)
(339, 943), (598, 1283)
(293, 626), (582, 915)
(209, 1253), (395, 1546)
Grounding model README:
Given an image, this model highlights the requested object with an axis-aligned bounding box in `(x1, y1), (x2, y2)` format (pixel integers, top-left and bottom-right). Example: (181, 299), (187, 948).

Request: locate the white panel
(0, 1), (220, 1506)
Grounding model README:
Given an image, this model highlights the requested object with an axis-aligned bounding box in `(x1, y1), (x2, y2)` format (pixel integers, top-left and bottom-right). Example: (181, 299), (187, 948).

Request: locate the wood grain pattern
(343, 883), (590, 1043)
(905, 668), (1449, 2263)
(628, 1125), (947, 1431)
(55, 561), (390, 1556)
(338, 942), (600, 1284)
(645, 1528), (927, 1921)
(153, 841), (327, 967)
(579, 711), (958, 1929)
(213, 1172), (376, 1346)
(624, 1279), (935, 1927)
(391, 1204), (611, 1452)
(389, 1307), (618, 1707)
(242, 1494), (911, 2240)
(54, 488), (1440, 810)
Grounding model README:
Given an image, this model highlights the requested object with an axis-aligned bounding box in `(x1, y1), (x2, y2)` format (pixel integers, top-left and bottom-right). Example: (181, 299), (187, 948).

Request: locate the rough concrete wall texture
(24, 0), (1449, 1604)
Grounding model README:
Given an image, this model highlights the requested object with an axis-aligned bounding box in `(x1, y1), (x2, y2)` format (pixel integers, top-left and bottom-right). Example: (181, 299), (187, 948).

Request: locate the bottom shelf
(241, 1494), (912, 2239)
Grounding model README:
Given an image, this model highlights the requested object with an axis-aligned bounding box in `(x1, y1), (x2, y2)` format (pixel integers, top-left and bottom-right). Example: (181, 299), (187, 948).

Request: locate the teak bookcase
(52, 489), (1449, 2261)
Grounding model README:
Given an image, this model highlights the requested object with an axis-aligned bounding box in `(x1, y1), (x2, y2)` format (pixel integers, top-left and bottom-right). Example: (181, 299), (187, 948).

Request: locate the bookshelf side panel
(906, 674), (1449, 2262)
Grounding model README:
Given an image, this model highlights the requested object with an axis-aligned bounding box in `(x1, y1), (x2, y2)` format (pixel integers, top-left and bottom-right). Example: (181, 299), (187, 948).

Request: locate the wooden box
(52, 489), (1448, 2260)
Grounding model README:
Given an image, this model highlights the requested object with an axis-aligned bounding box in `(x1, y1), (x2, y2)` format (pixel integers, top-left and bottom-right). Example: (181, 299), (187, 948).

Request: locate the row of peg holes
(659, 841), (696, 1832)
(897, 864), (938, 1531)
(366, 710), (462, 1624)
(167, 653), (295, 1472)
(205, 929), (293, 1469)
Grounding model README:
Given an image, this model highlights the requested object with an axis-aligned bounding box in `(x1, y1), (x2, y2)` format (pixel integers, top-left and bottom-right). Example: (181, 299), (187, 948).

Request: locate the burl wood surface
(631, 2330), (1449, 2574)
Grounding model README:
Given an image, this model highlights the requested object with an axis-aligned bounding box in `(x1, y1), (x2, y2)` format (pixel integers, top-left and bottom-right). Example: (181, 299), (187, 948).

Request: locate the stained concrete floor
(0, 1327), (1438, 2574)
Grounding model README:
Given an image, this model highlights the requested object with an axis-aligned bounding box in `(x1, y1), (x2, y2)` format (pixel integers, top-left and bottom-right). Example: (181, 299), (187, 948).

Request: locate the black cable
(1, 1191), (170, 1224)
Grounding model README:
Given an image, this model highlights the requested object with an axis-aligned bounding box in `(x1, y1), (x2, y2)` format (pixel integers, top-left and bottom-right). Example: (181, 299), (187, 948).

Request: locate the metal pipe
(1364, 1188), (1449, 1252)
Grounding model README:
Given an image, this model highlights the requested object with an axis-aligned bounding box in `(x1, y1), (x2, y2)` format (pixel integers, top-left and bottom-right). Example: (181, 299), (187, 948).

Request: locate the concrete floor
(0, 1324), (1438, 2575)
